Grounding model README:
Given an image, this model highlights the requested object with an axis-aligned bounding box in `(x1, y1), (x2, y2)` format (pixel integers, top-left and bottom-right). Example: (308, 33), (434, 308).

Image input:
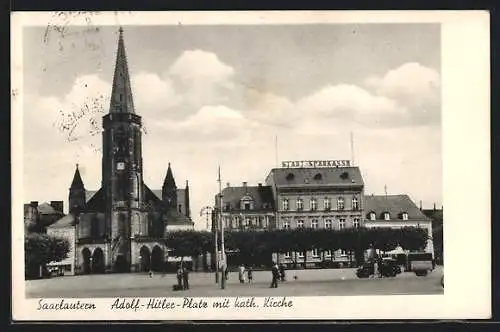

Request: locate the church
(49, 27), (194, 274)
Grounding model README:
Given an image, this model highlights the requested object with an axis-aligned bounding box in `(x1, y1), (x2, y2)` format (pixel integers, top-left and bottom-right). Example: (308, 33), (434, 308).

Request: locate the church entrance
(139, 246), (151, 272)
(151, 246), (164, 272)
(81, 248), (91, 274)
(114, 254), (130, 273)
(92, 247), (105, 274)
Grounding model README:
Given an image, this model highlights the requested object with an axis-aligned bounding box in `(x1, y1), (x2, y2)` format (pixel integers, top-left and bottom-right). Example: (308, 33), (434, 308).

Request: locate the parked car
(356, 258), (401, 278)
(406, 252), (433, 276)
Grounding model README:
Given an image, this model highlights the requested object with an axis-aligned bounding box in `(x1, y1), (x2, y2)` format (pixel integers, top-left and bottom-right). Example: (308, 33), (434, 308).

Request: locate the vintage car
(356, 258), (401, 278)
(406, 252), (434, 276)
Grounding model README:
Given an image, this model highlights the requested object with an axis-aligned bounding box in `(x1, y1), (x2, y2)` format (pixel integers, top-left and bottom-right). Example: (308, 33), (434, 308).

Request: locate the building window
(297, 198), (303, 211)
(312, 249), (320, 258)
(402, 212), (408, 220)
(283, 199), (289, 211)
(283, 220), (290, 229)
(310, 198), (317, 211)
(324, 250), (332, 257)
(297, 220), (304, 228)
(353, 218), (360, 228)
(384, 212), (390, 221)
(369, 212), (376, 221)
(297, 251), (304, 258)
(325, 219), (332, 229)
(178, 204), (182, 213)
(311, 219), (318, 229)
(337, 197), (345, 210)
(339, 218), (346, 230)
(324, 198), (331, 210)
(244, 203), (251, 211)
(340, 249), (347, 256)
(284, 252), (291, 258)
(352, 197), (359, 211)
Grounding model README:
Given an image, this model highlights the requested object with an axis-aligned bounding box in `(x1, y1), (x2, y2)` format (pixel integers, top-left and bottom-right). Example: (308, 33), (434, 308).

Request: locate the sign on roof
(281, 160), (351, 168)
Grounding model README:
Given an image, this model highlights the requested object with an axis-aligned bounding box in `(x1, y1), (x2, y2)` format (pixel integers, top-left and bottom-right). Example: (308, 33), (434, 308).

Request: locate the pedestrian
(148, 270), (153, 278)
(238, 264), (246, 284)
(224, 267), (229, 280)
(279, 263), (286, 282)
(176, 264), (183, 289)
(247, 266), (253, 283)
(182, 265), (190, 290)
(270, 262), (279, 288)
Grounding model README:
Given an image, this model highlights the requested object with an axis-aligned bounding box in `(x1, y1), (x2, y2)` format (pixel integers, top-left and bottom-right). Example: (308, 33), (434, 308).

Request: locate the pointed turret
(162, 163), (177, 210)
(69, 164), (86, 214)
(70, 163), (85, 189)
(109, 27), (135, 114)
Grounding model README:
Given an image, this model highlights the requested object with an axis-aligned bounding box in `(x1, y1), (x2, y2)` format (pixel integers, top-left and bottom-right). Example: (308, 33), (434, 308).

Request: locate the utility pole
(200, 206), (213, 231)
(218, 166), (226, 289)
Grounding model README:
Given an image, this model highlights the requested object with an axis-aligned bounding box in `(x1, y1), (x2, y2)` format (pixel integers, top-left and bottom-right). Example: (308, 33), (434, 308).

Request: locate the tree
(398, 227), (428, 251)
(25, 233), (70, 279)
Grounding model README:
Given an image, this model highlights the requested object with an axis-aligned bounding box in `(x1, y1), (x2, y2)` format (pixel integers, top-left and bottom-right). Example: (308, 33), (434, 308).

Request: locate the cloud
(365, 62), (441, 125)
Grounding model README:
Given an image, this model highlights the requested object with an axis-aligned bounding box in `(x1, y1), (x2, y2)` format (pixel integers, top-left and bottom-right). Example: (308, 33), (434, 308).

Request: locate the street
(26, 266), (444, 298)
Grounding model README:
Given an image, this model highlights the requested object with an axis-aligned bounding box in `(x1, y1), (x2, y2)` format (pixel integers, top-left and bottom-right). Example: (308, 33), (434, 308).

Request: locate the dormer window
(368, 212), (376, 221)
(286, 173), (295, 181)
(384, 212), (390, 221)
(401, 212), (408, 220)
(340, 171), (349, 180)
(240, 194), (254, 210)
(313, 173), (322, 181)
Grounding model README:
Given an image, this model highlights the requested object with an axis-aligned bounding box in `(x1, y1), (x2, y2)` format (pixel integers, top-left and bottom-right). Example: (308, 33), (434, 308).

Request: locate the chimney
(226, 182), (230, 188)
(50, 201), (64, 214)
(258, 183), (262, 187)
(30, 201), (38, 208)
(433, 203), (436, 211)
(419, 200), (422, 211)
(242, 182), (247, 187)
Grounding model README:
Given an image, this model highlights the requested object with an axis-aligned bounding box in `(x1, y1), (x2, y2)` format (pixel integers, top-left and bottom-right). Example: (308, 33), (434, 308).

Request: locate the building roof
(47, 214), (75, 229)
(364, 195), (431, 221)
(86, 188), (106, 212)
(37, 202), (61, 215)
(268, 166), (364, 188)
(218, 185), (275, 211)
(86, 190), (98, 202)
(70, 165), (85, 188)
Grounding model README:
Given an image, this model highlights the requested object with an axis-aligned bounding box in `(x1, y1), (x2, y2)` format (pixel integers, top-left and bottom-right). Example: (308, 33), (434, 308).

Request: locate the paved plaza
(26, 266), (444, 298)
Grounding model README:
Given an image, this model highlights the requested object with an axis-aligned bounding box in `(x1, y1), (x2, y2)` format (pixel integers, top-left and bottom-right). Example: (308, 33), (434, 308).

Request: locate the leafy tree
(398, 227), (428, 251)
(25, 233), (70, 278)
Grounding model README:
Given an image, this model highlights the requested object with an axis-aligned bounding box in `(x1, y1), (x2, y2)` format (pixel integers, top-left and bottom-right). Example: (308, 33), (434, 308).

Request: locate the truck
(406, 252), (434, 276)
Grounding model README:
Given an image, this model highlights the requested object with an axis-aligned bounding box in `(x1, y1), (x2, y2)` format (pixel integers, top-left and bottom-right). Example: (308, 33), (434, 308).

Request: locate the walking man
(182, 265), (190, 290)
(176, 264), (183, 290)
(247, 266), (253, 283)
(270, 262), (279, 288)
(279, 263), (286, 282)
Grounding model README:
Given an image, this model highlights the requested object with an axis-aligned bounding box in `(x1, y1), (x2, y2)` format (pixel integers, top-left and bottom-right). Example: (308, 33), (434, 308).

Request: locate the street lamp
(201, 206), (218, 283)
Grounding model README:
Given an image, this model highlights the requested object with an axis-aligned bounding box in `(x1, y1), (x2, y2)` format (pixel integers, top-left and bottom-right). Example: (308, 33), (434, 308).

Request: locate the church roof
(109, 27), (135, 114)
(86, 188), (106, 212)
(364, 195), (431, 221)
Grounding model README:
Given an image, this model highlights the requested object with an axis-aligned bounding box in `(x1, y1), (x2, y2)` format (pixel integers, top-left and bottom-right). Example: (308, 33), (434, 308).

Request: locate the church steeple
(69, 164), (86, 214)
(70, 163), (85, 189)
(109, 27), (135, 114)
(162, 163), (177, 209)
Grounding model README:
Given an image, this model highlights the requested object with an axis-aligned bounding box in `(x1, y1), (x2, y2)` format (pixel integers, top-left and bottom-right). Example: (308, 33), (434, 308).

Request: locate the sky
(22, 23), (442, 230)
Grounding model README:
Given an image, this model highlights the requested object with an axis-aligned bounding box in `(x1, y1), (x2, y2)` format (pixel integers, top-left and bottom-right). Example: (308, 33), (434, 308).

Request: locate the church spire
(70, 163), (85, 189)
(163, 162), (177, 189)
(109, 26), (135, 114)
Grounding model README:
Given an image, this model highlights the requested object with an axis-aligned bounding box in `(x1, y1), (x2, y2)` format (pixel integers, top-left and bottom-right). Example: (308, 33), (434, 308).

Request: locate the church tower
(162, 163), (177, 212)
(69, 164), (86, 215)
(101, 27), (145, 272)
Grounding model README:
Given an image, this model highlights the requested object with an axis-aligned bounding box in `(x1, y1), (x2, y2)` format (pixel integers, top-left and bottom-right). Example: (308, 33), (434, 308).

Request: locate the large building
(214, 160), (435, 268)
(46, 28), (194, 274)
(265, 160), (365, 266)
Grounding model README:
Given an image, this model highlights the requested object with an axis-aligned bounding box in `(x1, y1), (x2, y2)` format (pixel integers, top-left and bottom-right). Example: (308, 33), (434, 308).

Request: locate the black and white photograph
(11, 11), (490, 320)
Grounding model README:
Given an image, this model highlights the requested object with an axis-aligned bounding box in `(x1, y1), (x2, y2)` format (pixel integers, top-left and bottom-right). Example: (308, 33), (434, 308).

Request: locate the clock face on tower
(117, 162), (125, 170)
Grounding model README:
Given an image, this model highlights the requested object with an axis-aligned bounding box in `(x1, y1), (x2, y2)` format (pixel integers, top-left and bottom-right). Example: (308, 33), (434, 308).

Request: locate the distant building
(24, 201), (64, 233)
(46, 214), (76, 275)
(265, 164), (365, 266)
(216, 182), (276, 232)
